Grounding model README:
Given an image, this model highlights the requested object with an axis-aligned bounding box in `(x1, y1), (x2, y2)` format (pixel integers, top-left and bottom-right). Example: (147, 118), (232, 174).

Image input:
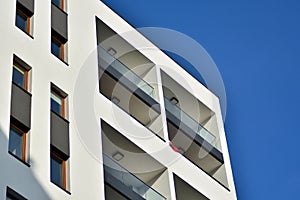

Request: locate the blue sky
(102, 1), (300, 199)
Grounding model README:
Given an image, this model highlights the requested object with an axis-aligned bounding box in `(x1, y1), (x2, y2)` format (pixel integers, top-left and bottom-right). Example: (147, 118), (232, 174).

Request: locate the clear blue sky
(102, 1), (300, 199)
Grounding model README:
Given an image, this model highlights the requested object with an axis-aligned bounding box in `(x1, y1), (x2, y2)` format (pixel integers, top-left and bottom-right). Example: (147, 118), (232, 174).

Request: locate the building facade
(0, 0), (237, 199)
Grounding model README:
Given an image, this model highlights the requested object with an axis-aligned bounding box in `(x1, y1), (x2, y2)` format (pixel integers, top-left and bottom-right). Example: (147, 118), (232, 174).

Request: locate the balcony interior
(161, 71), (220, 145)
(173, 174), (209, 200)
(101, 120), (170, 200)
(161, 71), (229, 188)
(96, 18), (164, 139)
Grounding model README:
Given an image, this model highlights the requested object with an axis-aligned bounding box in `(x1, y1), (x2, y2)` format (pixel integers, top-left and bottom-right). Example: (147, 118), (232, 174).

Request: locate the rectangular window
(51, 0), (68, 63)
(12, 63), (28, 90)
(8, 124), (27, 161)
(6, 187), (27, 200)
(9, 55), (31, 165)
(51, 35), (65, 61)
(15, 1), (34, 36)
(52, 0), (65, 11)
(50, 84), (70, 192)
(51, 89), (65, 118)
(50, 150), (67, 189)
(16, 9), (30, 33)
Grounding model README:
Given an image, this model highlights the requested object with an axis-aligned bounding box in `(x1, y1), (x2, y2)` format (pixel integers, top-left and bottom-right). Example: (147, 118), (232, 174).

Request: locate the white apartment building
(0, 0), (237, 199)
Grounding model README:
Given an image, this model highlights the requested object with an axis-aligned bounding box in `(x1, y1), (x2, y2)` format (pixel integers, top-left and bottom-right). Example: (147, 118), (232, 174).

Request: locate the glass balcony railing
(98, 46), (154, 98)
(103, 154), (166, 200)
(164, 97), (218, 150)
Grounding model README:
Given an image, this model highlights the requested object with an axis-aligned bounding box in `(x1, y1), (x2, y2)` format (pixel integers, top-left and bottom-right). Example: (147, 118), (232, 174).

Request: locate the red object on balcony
(169, 141), (180, 153)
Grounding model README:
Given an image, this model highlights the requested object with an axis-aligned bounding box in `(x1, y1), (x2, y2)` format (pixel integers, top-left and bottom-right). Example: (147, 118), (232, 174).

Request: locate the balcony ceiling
(162, 71), (214, 126)
(97, 19), (155, 77)
(102, 122), (166, 184)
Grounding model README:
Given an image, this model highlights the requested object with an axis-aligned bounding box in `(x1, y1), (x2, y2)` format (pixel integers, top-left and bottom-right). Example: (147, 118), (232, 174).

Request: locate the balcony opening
(161, 71), (229, 189)
(101, 120), (170, 200)
(96, 18), (164, 139)
(173, 174), (209, 200)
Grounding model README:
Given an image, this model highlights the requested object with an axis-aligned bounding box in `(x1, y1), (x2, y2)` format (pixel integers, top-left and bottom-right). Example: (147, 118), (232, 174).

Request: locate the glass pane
(52, 0), (62, 9)
(6, 196), (13, 200)
(12, 66), (25, 88)
(103, 154), (165, 200)
(51, 39), (62, 59)
(98, 46), (154, 98)
(164, 97), (218, 150)
(51, 155), (62, 187)
(51, 92), (62, 115)
(9, 127), (23, 159)
(15, 11), (27, 32)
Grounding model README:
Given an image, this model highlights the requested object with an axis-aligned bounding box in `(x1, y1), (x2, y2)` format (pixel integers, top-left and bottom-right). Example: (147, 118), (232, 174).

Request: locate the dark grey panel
(51, 4), (68, 42)
(51, 111), (69, 159)
(17, 0), (34, 16)
(11, 83), (31, 132)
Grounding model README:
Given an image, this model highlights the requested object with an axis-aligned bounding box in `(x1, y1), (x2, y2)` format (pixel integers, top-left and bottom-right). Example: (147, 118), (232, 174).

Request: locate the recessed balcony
(101, 120), (170, 200)
(96, 18), (164, 139)
(161, 70), (229, 189)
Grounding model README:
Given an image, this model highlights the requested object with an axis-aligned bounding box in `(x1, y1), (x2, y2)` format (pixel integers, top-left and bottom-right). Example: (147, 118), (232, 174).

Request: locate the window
(9, 56), (31, 165)
(51, 89), (65, 117)
(51, 35), (65, 61)
(50, 150), (67, 189)
(12, 63), (28, 90)
(8, 124), (27, 161)
(51, 0), (68, 63)
(16, 9), (30, 33)
(15, 1), (33, 36)
(50, 84), (70, 192)
(6, 187), (27, 200)
(52, 0), (65, 11)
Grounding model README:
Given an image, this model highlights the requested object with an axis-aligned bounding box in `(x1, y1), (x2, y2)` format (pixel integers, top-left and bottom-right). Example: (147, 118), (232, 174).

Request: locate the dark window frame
(6, 186), (27, 200)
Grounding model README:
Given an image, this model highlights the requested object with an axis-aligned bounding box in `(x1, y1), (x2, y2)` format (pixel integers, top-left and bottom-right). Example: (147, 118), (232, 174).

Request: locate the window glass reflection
(51, 92), (62, 116)
(52, 0), (62, 9)
(51, 154), (63, 186)
(51, 39), (62, 59)
(9, 127), (23, 159)
(13, 66), (25, 89)
(16, 10), (28, 33)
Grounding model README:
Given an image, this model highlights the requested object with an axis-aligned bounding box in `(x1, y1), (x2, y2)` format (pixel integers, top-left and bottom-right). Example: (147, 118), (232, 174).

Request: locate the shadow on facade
(0, 126), (52, 199)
